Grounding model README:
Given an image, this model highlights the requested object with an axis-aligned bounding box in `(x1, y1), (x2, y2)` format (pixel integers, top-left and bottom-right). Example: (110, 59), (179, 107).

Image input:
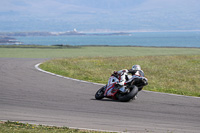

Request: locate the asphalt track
(0, 58), (200, 133)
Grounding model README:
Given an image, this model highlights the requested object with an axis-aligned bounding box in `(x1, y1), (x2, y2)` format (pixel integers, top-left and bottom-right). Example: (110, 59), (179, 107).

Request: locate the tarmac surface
(0, 58), (200, 133)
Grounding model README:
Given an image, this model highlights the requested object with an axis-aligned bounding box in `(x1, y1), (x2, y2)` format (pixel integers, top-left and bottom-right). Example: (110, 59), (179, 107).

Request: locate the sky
(0, 0), (200, 32)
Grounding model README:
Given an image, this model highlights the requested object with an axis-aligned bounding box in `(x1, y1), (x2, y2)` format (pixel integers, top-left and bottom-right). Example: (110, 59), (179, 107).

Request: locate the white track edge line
(35, 63), (103, 86)
(35, 63), (200, 99)
(34, 63), (122, 132)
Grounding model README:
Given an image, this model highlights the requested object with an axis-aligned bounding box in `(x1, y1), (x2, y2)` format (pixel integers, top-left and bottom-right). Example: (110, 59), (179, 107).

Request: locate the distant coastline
(0, 30), (131, 45)
(0, 30), (132, 37)
(1, 31), (199, 48)
(0, 36), (23, 45)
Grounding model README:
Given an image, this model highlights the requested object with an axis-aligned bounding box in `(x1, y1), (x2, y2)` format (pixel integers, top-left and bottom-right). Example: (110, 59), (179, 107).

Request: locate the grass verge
(0, 121), (112, 133)
(40, 55), (200, 97)
(0, 46), (200, 58)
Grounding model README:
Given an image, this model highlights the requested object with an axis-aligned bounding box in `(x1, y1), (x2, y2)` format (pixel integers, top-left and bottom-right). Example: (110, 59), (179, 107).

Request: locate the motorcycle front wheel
(95, 86), (106, 100)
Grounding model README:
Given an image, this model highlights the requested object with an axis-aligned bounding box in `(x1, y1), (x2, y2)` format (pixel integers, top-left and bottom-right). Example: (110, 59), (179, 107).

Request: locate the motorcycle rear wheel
(118, 86), (138, 102)
(95, 86), (105, 100)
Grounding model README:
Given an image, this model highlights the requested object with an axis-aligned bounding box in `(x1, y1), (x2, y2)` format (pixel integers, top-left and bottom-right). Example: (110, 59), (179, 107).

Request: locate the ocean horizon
(14, 31), (200, 48)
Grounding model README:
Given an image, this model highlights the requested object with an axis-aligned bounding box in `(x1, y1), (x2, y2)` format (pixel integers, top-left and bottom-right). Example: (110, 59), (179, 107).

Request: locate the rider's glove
(142, 77), (148, 85)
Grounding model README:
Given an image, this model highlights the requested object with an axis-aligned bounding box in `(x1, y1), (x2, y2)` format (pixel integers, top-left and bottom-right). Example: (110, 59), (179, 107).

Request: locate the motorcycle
(95, 70), (148, 102)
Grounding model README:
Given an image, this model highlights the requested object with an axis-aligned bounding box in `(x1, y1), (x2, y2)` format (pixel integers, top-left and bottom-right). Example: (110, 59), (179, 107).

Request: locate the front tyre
(95, 86), (105, 100)
(118, 86), (138, 102)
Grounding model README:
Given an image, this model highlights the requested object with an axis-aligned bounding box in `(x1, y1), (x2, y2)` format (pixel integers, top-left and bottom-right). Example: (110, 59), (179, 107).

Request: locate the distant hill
(0, 36), (22, 44)
(0, 31), (131, 36)
(0, 31), (85, 36)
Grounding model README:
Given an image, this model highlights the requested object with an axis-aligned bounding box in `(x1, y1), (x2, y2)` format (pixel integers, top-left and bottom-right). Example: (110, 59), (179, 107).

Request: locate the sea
(15, 32), (200, 48)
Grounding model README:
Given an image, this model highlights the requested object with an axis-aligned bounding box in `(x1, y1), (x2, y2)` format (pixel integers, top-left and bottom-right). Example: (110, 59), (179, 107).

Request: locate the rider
(106, 65), (144, 96)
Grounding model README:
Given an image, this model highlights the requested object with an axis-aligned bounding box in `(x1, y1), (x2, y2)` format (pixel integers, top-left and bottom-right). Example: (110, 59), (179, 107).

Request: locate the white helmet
(132, 65), (141, 71)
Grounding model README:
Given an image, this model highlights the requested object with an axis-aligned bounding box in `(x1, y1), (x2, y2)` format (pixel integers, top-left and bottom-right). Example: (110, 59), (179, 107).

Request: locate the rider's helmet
(132, 65), (141, 71)
(132, 65), (145, 76)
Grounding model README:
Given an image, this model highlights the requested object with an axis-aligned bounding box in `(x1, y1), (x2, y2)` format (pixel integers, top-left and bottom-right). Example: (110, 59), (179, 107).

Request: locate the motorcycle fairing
(104, 76), (119, 97)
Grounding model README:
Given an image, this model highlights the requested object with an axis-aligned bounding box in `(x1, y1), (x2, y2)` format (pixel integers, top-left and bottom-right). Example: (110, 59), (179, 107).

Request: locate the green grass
(0, 46), (200, 58)
(40, 55), (200, 97)
(1, 46), (200, 131)
(0, 121), (111, 133)
(1, 46), (199, 96)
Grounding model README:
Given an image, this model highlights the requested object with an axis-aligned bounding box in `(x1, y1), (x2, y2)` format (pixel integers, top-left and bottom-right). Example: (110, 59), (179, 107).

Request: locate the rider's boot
(132, 95), (137, 100)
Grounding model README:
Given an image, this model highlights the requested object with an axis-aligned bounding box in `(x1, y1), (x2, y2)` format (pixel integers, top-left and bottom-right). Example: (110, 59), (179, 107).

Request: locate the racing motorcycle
(95, 70), (148, 102)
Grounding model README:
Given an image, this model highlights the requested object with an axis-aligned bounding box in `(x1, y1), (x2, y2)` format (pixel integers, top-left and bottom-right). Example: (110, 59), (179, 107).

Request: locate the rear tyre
(95, 86), (105, 100)
(118, 86), (138, 102)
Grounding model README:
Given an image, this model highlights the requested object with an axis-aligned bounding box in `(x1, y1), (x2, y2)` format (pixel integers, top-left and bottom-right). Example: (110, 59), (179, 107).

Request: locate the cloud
(0, 0), (200, 31)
